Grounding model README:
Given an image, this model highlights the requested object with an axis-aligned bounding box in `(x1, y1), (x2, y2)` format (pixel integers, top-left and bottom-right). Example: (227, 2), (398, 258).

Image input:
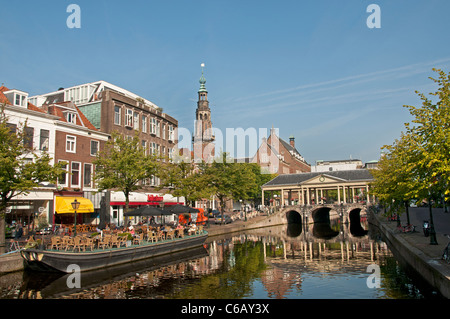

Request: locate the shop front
(109, 192), (185, 226)
(6, 188), (54, 236)
(53, 195), (95, 228)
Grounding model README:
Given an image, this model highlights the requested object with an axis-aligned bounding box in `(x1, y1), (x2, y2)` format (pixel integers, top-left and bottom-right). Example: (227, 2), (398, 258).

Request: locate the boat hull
(21, 233), (208, 273)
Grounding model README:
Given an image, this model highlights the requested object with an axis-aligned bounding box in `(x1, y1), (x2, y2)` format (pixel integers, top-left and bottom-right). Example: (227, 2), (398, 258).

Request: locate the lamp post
(71, 199), (80, 237)
(428, 196), (438, 245)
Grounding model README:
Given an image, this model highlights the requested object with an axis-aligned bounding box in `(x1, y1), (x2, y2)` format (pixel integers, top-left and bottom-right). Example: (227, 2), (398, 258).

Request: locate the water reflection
(0, 220), (440, 299)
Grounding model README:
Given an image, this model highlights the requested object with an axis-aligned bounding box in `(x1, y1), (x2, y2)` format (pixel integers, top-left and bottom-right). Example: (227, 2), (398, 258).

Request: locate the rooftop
(263, 169), (373, 187)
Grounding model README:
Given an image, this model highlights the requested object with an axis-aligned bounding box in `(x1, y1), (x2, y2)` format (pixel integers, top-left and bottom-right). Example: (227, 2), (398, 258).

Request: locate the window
(134, 112), (139, 130)
(6, 123), (16, 134)
(71, 162), (81, 188)
(150, 142), (156, 155)
(66, 135), (76, 153)
(162, 124), (166, 139)
(142, 116), (147, 133)
(14, 93), (26, 107)
(156, 120), (160, 137)
(150, 118), (156, 134)
(84, 163), (93, 188)
(112, 206), (119, 219)
(168, 125), (174, 141)
(39, 129), (49, 151)
(114, 106), (121, 125)
(90, 140), (99, 156)
(168, 147), (173, 162)
(65, 112), (77, 124)
(125, 109), (133, 127)
(58, 161), (68, 187)
(142, 140), (147, 155)
(24, 127), (34, 149)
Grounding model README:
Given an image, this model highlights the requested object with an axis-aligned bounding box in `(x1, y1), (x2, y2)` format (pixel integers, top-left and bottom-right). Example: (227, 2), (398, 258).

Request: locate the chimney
(289, 135), (295, 148)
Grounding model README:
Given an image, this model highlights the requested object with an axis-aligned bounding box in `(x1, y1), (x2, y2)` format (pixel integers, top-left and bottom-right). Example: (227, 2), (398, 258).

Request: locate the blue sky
(1, 0), (450, 165)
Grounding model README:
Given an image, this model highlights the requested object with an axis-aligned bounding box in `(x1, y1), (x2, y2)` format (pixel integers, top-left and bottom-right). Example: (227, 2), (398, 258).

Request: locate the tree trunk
(124, 191), (130, 228)
(0, 215), (5, 254)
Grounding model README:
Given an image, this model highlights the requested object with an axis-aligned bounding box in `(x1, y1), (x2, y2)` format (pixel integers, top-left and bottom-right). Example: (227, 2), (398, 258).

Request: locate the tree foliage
(203, 152), (258, 215)
(371, 68), (450, 214)
(0, 105), (64, 250)
(94, 131), (158, 221)
(157, 154), (212, 206)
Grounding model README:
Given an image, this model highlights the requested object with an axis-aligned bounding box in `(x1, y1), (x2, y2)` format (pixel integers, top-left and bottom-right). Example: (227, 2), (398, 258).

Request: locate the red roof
(0, 85), (45, 113)
(0, 85), (97, 130)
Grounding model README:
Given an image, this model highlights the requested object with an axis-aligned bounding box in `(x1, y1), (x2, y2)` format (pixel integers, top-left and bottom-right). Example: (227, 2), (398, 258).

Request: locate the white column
(337, 185), (341, 203)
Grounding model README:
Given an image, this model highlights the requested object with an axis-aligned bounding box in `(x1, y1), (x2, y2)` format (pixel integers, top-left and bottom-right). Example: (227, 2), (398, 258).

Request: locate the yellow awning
(55, 196), (94, 214)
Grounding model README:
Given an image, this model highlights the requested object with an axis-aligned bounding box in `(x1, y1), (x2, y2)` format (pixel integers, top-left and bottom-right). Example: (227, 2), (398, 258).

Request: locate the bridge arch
(348, 208), (368, 237)
(285, 210), (303, 238)
(285, 210), (302, 224)
(311, 207), (331, 223)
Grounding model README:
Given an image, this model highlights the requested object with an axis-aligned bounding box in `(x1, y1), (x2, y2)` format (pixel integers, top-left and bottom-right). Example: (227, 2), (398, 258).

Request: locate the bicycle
(7, 240), (22, 253)
(442, 234), (450, 264)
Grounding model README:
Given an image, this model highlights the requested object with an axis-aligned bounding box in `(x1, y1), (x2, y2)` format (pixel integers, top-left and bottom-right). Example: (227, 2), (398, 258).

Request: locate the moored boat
(21, 231), (208, 273)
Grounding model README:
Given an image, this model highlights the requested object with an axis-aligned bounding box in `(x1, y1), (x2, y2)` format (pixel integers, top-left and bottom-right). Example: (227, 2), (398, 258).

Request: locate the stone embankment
(369, 208), (450, 299)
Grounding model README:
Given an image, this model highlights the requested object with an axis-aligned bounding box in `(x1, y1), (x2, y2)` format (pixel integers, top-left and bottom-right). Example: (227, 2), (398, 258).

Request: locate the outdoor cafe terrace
(40, 224), (205, 253)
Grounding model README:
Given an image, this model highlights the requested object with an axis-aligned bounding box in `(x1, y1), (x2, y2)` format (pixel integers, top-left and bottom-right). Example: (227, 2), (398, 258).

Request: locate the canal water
(0, 220), (443, 299)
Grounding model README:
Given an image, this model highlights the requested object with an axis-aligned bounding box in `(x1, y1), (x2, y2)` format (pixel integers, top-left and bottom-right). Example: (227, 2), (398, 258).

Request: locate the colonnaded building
(261, 169), (375, 208)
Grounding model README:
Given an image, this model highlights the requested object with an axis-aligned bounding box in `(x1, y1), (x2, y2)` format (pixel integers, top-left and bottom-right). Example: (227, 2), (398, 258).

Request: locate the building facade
(1, 84), (114, 229)
(261, 169), (374, 207)
(1, 85), (59, 228)
(30, 81), (181, 226)
(251, 128), (311, 174)
(311, 159), (364, 172)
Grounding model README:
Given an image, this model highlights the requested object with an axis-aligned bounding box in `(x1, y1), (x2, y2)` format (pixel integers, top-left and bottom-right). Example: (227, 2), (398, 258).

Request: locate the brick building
(30, 81), (181, 226)
(1, 86), (109, 227)
(251, 128), (311, 175)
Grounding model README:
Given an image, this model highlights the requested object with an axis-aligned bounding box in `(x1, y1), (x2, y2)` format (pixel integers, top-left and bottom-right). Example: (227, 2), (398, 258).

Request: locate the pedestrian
(15, 223), (23, 239)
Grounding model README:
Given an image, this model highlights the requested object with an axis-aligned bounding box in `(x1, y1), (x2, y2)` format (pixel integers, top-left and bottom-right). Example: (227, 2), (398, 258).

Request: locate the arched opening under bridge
(285, 210), (302, 237)
(312, 207), (339, 239)
(349, 208), (368, 237)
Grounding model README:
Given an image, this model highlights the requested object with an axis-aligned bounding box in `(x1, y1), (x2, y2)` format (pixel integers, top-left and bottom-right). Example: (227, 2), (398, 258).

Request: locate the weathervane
(201, 63), (205, 75)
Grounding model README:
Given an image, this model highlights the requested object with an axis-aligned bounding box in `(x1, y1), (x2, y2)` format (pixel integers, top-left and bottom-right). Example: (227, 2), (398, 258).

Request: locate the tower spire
(199, 62), (207, 93)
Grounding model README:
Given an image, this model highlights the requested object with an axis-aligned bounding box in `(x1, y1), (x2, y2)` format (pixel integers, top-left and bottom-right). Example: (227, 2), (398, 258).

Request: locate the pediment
(301, 174), (347, 185)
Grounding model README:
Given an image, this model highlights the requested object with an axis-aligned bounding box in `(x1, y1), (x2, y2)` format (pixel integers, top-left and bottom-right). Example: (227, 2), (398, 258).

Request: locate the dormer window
(64, 111), (77, 124)
(4, 89), (28, 107)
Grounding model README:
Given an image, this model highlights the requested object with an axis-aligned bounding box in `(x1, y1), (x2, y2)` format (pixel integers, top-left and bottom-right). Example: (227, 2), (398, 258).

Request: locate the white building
(311, 159), (364, 172)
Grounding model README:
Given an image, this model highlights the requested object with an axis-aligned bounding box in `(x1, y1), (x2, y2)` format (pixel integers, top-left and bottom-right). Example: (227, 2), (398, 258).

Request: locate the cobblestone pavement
(394, 207), (450, 261)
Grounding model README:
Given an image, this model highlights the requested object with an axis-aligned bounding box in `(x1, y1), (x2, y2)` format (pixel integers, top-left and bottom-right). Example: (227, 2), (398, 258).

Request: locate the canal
(0, 220), (444, 299)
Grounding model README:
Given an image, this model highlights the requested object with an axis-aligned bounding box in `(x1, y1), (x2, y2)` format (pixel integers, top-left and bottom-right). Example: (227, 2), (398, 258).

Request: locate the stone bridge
(282, 203), (367, 225)
(247, 203), (369, 243)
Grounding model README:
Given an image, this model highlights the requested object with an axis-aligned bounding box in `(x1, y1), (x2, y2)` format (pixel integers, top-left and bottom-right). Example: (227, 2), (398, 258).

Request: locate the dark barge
(21, 232), (208, 273)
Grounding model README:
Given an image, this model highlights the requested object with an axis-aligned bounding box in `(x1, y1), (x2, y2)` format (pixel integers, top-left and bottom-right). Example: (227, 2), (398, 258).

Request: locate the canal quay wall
(0, 252), (23, 274)
(369, 210), (450, 299)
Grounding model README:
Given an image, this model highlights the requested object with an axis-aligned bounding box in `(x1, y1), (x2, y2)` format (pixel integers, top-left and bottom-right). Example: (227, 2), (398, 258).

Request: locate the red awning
(109, 202), (183, 206)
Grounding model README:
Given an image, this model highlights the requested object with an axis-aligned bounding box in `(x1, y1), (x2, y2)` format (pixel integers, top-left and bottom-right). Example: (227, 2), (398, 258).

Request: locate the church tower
(193, 63), (215, 162)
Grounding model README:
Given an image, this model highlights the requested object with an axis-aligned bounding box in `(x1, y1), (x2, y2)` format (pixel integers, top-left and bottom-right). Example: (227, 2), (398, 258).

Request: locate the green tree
(371, 68), (450, 243)
(94, 131), (158, 226)
(0, 106), (64, 252)
(245, 163), (277, 206)
(157, 154), (211, 206)
(370, 133), (419, 223)
(403, 68), (450, 203)
(203, 152), (257, 221)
